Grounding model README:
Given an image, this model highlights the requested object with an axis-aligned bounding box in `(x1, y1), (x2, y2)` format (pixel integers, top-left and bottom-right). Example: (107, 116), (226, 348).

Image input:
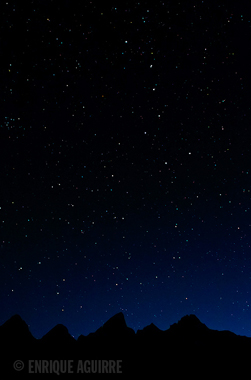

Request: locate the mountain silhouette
(99, 312), (129, 331)
(0, 314), (34, 339)
(169, 313), (208, 331)
(0, 314), (36, 354)
(40, 323), (76, 358)
(137, 322), (163, 337)
(93, 312), (135, 340)
(77, 312), (135, 370)
(165, 314), (210, 348)
(1, 312), (250, 377)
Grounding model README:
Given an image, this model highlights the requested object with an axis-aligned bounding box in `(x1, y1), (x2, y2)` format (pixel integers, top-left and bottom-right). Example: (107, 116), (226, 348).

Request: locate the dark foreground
(1, 313), (250, 377)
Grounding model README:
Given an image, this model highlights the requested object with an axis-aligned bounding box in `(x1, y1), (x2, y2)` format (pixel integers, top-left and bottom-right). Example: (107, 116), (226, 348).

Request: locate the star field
(1, 0), (251, 338)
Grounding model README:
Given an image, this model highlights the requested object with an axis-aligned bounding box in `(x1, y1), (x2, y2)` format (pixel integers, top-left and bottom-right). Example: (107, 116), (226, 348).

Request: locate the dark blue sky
(1, 0), (251, 339)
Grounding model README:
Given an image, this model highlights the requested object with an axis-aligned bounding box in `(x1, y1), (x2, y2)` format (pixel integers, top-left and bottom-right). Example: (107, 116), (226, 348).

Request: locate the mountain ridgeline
(1, 313), (250, 377)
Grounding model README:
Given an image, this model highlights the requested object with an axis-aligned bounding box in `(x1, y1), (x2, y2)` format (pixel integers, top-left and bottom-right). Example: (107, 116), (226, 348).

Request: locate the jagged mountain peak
(102, 312), (127, 330)
(168, 314), (209, 334)
(178, 314), (208, 328)
(92, 312), (135, 340)
(1, 314), (31, 333)
(136, 322), (163, 340)
(0, 314), (35, 347)
(41, 323), (76, 346)
(2, 314), (26, 328)
(42, 323), (70, 338)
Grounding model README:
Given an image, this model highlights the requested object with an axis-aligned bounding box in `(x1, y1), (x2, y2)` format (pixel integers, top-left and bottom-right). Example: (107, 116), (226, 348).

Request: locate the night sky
(1, 0), (251, 339)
